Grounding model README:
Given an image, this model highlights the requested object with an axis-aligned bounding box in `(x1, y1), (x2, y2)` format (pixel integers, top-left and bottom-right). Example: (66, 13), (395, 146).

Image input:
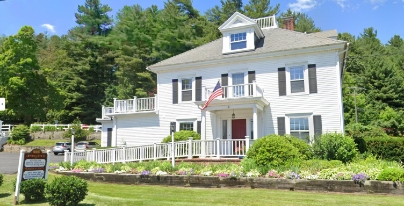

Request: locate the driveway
(0, 152), (65, 174)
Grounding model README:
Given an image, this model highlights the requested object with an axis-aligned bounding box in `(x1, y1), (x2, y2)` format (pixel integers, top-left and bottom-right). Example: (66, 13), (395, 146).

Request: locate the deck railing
(204, 81), (263, 100)
(254, 15), (278, 29)
(101, 96), (157, 118)
(64, 137), (254, 164)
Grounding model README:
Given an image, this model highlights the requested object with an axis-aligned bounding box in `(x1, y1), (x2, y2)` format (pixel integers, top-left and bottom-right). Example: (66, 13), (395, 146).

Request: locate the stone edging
(55, 171), (404, 195)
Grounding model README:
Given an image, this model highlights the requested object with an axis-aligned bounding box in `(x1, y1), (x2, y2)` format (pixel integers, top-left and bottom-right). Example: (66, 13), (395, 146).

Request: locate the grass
(0, 174), (403, 206)
(24, 139), (101, 147)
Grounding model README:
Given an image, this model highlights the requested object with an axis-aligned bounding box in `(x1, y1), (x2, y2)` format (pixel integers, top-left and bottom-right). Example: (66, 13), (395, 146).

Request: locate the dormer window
(230, 32), (247, 50)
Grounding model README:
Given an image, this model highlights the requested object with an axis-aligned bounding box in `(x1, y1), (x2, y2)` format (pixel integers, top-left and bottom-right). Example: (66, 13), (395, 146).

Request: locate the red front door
(232, 119), (246, 153)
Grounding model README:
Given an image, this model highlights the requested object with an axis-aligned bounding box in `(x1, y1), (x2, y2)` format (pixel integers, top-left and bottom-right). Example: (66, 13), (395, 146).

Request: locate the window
(232, 73), (244, 97)
(290, 117), (309, 141)
(182, 78), (192, 101)
(230, 32), (247, 50)
(180, 122), (193, 131)
(290, 66), (305, 93)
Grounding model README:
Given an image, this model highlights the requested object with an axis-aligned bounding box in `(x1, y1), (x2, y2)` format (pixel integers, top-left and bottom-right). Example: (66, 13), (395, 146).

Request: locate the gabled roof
(148, 28), (346, 71)
(218, 12), (264, 38)
(309, 30), (338, 39)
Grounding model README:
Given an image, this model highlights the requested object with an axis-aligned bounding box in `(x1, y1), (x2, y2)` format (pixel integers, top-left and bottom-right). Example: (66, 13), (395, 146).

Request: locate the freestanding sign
(14, 149), (50, 205)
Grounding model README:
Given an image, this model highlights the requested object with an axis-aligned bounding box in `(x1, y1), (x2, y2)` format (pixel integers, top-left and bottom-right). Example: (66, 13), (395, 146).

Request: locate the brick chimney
(283, 17), (294, 31)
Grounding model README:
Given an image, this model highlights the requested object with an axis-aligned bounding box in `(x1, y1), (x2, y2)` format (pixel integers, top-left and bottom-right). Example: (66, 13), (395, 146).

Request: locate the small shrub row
(14, 176), (88, 205)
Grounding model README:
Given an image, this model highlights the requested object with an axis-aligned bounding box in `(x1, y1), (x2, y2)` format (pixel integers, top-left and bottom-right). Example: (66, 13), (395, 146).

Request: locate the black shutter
(221, 73), (228, 98)
(278, 67), (286, 96)
(308, 64), (318, 94)
(197, 121), (201, 135)
(172, 79), (178, 104)
(248, 71), (256, 96)
(277, 117), (285, 136)
(195, 77), (202, 101)
(170, 122), (176, 134)
(313, 115), (322, 136)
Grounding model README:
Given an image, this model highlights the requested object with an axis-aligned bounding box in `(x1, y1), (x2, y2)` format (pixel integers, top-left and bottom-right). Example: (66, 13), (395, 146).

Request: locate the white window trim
(176, 118), (197, 132)
(230, 32), (247, 51)
(285, 113), (314, 143)
(227, 69), (248, 99)
(285, 63), (309, 96)
(178, 76), (194, 103)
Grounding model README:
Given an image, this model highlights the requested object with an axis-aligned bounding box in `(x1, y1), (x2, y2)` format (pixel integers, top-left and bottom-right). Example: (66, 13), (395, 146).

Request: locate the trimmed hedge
(364, 137), (404, 162)
(162, 130), (200, 143)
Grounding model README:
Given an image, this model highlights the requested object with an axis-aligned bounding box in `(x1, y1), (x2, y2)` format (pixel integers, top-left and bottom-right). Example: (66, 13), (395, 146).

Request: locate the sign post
(0, 98), (4, 136)
(14, 149), (49, 205)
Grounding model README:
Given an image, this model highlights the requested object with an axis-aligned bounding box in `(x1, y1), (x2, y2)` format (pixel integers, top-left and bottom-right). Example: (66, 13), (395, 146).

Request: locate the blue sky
(0, 0), (402, 44)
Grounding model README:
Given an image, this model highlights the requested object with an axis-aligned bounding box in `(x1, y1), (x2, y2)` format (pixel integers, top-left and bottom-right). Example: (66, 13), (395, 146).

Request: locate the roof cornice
(148, 43), (347, 73)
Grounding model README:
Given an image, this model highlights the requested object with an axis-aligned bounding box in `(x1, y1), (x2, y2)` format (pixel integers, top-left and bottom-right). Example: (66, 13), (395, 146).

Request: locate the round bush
(45, 175), (88, 206)
(19, 178), (46, 202)
(246, 134), (301, 167)
(8, 125), (30, 145)
(162, 130), (200, 143)
(284, 135), (313, 160)
(312, 133), (358, 163)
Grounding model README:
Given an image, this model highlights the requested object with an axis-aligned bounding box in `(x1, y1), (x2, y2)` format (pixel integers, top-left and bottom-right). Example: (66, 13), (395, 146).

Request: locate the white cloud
(334, 0), (348, 8)
(368, 0), (387, 9)
(41, 24), (56, 34)
(288, 0), (317, 12)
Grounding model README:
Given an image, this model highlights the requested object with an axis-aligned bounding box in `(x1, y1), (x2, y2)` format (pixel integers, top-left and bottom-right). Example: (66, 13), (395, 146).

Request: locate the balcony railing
(254, 15), (278, 29)
(100, 95), (158, 118)
(204, 81), (264, 101)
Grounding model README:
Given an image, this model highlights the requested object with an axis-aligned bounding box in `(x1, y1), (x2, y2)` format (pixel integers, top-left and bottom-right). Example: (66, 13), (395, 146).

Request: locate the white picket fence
(64, 137), (254, 164)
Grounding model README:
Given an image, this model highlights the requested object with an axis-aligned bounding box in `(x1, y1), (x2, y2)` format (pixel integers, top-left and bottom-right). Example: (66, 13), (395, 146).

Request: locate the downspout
(339, 42), (350, 81)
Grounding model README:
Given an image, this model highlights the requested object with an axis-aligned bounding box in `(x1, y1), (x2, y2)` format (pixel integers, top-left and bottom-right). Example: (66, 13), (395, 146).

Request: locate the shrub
(162, 130), (200, 143)
(284, 135), (313, 160)
(19, 178), (46, 202)
(345, 123), (388, 153)
(62, 118), (90, 141)
(364, 137), (404, 162)
(7, 125), (30, 145)
(44, 126), (56, 132)
(312, 133), (358, 163)
(0, 174), (3, 186)
(377, 168), (404, 181)
(246, 134), (301, 167)
(45, 175), (88, 206)
(30, 125), (42, 133)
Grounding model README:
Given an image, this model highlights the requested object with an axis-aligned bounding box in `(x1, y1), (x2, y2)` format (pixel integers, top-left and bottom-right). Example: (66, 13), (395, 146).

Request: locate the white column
(201, 110), (206, 158)
(92, 148), (96, 162)
(188, 137), (193, 159)
(216, 137), (220, 159)
(133, 96), (137, 112)
(245, 136), (250, 154)
(113, 98), (117, 112)
(113, 117), (117, 147)
(253, 107), (258, 140)
(253, 80), (257, 97)
(153, 143), (157, 161)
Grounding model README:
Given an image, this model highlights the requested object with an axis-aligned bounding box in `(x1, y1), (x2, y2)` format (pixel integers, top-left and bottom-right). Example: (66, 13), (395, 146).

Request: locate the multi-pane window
(230, 32), (247, 50)
(232, 73), (244, 97)
(290, 117), (309, 141)
(180, 122), (193, 131)
(290, 66), (305, 93)
(182, 78), (192, 101)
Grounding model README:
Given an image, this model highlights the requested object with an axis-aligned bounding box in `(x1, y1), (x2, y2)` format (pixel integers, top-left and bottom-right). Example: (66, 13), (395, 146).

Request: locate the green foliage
(62, 118), (90, 141)
(8, 125), (30, 145)
(30, 125), (42, 133)
(44, 125), (57, 132)
(298, 159), (344, 173)
(377, 168), (404, 181)
(19, 178), (46, 202)
(45, 175), (88, 206)
(278, 8), (321, 33)
(0, 174), (3, 187)
(345, 123), (388, 153)
(364, 137), (404, 162)
(162, 130), (201, 143)
(246, 134), (301, 167)
(284, 135), (313, 160)
(312, 133), (358, 163)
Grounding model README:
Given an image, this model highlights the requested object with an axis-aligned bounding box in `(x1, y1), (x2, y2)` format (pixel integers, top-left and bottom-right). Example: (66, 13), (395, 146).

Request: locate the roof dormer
(219, 12), (277, 54)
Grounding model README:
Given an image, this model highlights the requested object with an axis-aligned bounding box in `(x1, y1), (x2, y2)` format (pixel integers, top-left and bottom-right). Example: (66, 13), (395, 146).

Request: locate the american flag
(201, 81), (223, 110)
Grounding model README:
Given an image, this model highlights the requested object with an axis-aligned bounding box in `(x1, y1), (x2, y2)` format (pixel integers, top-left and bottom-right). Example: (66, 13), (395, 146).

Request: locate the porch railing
(254, 15), (278, 29)
(204, 81), (263, 100)
(101, 95), (158, 118)
(64, 137), (254, 164)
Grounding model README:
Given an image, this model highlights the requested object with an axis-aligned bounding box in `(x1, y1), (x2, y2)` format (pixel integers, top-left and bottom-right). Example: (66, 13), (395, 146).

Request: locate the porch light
(232, 110), (235, 119)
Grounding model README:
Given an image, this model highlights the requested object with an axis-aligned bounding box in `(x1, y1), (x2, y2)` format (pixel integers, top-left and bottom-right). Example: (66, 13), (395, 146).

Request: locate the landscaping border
(55, 171), (404, 195)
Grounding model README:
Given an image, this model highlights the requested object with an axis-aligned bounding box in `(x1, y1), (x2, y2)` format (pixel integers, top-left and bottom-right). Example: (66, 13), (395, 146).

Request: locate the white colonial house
(96, 12), (349, 148)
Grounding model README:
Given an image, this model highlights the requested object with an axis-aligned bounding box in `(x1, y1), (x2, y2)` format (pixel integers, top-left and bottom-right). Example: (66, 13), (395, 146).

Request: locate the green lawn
(24, 139), (101, 147)
(0, 174), (403, 206)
